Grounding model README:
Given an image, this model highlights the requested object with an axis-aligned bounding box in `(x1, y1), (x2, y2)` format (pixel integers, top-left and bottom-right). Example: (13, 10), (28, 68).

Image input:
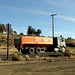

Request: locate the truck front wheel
(61, 47), (66, 53)
(54, 48), (59, 53)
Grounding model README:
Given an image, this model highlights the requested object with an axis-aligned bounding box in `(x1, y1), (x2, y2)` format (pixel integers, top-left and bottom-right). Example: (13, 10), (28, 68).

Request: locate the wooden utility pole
(51, 14), (57, 38)
(7, 23), (9, 60)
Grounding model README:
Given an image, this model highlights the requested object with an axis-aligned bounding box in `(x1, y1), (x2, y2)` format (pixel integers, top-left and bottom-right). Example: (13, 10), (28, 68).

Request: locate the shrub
(35, 56), (40, 59)
(12, 53), (19, 61)
(25, 55), (30, 60)
(64, 51), (71, 57)
(18, 55), (23, 61)
(35, 56), (41, 61)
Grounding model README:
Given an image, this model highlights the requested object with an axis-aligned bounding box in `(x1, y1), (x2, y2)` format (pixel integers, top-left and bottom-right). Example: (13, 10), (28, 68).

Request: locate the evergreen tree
(13, 31), (17, 34)
(20, 33), (24, 35)
(27, 26), (42, 36)
(0, 24), (6, 32)
(36, 29), (41, 36)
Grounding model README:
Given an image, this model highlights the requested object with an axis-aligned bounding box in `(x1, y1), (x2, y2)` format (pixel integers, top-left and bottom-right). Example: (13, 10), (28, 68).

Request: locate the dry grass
(0, 45), (18, 55)
(70, 54), (75, 58)
(25, 55), (30, 60)
(18, 55), (23, 61)
(12, 53), (19, 61)
(35, 56), (40, 59)
(64, 51), (71, 57)
(12, 53), (24, 61)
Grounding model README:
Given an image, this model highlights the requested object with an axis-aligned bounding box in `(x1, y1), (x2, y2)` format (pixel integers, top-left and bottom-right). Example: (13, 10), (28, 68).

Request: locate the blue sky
(0, 0), (75, 38)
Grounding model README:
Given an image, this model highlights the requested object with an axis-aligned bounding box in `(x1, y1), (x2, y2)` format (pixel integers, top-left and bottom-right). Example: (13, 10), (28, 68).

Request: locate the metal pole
(52, 15), (54, 38)
(7, 23), (9, 60)
(51, 14), (57, 38)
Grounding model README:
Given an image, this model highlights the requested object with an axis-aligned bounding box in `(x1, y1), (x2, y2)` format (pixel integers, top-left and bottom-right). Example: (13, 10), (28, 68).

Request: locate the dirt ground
(0, 33), (75, 75)
(0, 59), (75, 75)
(0, 46), (75, 75)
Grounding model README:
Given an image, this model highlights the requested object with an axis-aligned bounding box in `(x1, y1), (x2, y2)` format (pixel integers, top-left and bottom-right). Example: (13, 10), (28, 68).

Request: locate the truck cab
(53, 37), (66, 52)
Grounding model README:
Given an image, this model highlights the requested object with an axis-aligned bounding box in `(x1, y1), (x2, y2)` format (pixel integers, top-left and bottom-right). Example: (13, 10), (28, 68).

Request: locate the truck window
(61, 38), (64, 42)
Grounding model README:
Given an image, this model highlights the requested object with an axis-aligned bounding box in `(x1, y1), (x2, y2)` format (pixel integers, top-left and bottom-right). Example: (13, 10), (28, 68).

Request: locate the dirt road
(0, 60), (75, 75)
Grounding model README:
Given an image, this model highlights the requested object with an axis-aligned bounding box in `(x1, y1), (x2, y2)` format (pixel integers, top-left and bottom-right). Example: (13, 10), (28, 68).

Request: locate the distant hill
(66, 38), (75, 47)
(0, 33), (22, 46)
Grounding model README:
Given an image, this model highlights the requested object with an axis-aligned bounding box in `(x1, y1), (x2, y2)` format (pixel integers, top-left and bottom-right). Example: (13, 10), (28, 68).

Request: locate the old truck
(14, 36), (66, 54)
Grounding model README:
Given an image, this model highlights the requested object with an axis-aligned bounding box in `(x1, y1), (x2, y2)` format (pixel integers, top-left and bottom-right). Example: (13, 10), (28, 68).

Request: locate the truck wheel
(54, 48), (59, 53)
(29, 48), (35, 54)
(61, 47), (66, 53)
(36, 47), (41, 54)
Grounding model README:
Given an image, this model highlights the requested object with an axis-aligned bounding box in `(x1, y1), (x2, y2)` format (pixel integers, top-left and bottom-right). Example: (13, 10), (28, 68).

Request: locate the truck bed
(21, 36), (53, 45)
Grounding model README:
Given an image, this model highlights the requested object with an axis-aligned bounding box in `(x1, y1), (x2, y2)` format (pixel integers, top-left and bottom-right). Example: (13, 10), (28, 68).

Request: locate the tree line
(0, 24), (42, 36)
(0, 24), (6, 32)
(0, 23), (17, 34)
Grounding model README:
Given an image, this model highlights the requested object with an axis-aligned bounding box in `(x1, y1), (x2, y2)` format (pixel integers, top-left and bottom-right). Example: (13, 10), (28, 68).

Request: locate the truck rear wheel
(29, 48), (35, 54)
(35, 47), (41, 54)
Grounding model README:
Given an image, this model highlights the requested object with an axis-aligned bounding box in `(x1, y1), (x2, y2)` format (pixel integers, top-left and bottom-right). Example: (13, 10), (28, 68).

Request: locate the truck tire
(61, 47), (66, 53)
(54, 48), (59, 53)
(35, 47), (41, 54)
(29, 48), (35, 54)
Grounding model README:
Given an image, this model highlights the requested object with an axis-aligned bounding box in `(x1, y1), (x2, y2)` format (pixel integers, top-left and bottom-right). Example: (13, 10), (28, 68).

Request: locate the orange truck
(14, 36), (66, 54)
